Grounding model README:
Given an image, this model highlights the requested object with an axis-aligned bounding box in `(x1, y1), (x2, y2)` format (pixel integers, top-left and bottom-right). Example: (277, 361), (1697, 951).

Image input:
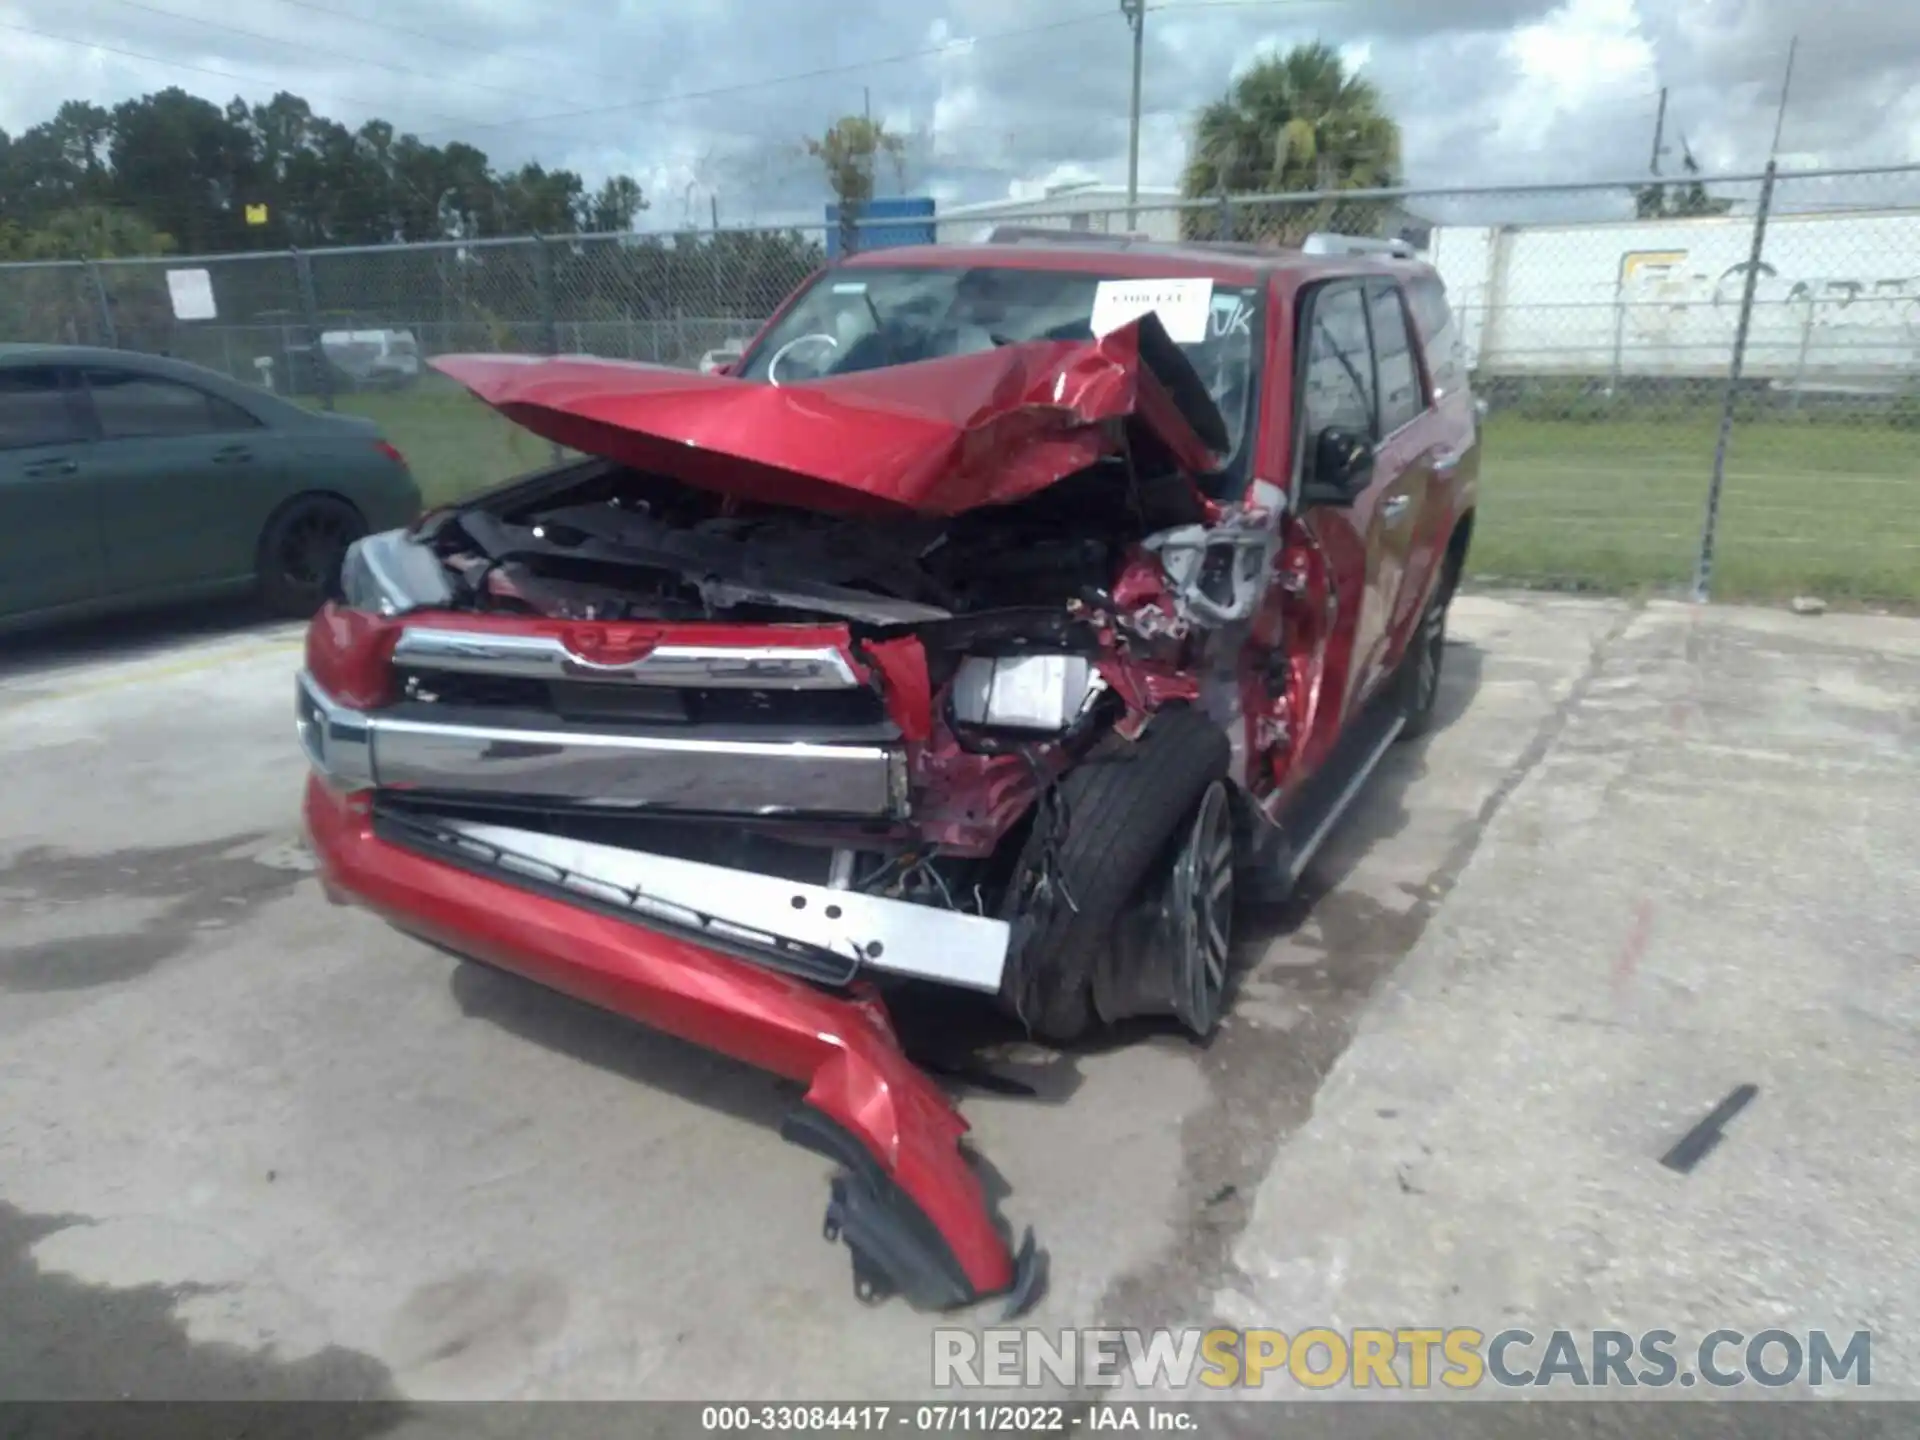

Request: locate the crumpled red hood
(429, 321), (1222, 517)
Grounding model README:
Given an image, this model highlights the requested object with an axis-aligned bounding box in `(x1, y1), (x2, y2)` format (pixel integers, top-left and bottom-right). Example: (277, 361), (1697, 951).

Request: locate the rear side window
(84, 370), (259, 440)
(1407, 275), (1466, 397)
(1301, 285), (1375, 439)
(0, 367), (85, 451)
(1367, 283), (1424, 435)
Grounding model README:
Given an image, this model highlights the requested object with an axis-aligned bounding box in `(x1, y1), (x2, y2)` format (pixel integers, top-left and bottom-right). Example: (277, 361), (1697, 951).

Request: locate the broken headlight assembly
(949, 654), (1104, 734)
(338, 529), (455, 617)
(1144, 521), (1275, 627)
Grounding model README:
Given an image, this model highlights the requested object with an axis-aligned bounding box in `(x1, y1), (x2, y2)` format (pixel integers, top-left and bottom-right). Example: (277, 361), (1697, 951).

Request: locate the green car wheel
(256, 494), (366, 618)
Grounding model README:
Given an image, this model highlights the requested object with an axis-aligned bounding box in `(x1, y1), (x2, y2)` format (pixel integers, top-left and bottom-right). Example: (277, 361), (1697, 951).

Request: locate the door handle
(213, 444), (253, 464)
(1382, 494), (1412, 526)
(24, 457), (78, 477)
(1432, 448), (1468, 480)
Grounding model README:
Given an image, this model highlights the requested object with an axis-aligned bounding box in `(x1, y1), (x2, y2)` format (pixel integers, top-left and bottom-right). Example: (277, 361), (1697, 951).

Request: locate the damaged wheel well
(1445, 510), (1475, 589)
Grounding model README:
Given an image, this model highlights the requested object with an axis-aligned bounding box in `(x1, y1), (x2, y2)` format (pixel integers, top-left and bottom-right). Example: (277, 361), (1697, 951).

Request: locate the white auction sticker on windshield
(1089, 277), (1214, 345)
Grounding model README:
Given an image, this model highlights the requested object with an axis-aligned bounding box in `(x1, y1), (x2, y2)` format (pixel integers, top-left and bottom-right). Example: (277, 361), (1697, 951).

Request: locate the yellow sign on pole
(245, 203), (269, 226)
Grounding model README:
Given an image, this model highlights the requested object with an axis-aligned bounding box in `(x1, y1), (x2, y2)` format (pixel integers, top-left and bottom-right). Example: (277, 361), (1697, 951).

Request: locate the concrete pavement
(1, 592), (1909, 1407)
(1200, 601), (1920, 1407)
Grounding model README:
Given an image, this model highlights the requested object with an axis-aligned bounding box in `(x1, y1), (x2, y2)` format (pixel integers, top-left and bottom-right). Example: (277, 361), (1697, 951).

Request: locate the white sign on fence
(165, 268), (217, 321)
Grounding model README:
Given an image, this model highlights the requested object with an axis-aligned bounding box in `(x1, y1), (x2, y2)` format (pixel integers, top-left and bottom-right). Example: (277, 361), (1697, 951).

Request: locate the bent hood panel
(430, 323), (1221, 517)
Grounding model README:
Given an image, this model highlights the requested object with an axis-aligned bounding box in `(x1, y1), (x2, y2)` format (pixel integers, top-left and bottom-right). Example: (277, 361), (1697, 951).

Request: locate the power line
(0, 17), (492, 129)
(90, 0), (563, 102)
(407, 8), (1126, 139)
(256, 0), (637, 82)
(22, 3), (1127, 148)
(1149, 0), (1344, 10)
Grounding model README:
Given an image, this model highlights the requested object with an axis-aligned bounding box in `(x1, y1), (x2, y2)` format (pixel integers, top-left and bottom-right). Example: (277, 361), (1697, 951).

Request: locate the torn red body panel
(304, 779), (1037, 1312)
(430, 321), (1219, 517)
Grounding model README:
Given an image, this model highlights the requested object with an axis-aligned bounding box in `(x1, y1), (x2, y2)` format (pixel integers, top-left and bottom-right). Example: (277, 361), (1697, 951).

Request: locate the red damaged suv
(298, 228), (1479, 1317)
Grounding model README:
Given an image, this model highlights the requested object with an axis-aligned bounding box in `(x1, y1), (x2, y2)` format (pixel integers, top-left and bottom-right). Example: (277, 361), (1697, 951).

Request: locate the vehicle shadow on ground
(436, 642), (1484, 1167)
(445, 957), (802, 1131)
(0, 597), (288, 684)
(905, 639), (1490, 1084)
(1225, 635), (1488, 1007)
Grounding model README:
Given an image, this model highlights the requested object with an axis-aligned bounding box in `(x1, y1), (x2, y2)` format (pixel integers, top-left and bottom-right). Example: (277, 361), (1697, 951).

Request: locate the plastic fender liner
(783, 1104), (1047, 1316)
(302, 777), (1037, 1312)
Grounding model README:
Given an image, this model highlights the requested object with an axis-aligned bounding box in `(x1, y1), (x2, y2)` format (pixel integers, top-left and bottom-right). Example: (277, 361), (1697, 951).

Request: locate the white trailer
(1425, 208), (1920, 391)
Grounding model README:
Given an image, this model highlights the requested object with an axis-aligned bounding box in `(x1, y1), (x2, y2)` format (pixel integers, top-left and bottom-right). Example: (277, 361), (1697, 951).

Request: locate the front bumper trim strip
(296, 670), (904, 818)
(430, 817), (1010, 994)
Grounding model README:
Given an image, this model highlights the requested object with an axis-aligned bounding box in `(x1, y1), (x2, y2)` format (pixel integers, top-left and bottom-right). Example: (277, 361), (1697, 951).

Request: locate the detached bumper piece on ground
(296, 241), (1477, 1312)
(304, 779), (1043, 1314)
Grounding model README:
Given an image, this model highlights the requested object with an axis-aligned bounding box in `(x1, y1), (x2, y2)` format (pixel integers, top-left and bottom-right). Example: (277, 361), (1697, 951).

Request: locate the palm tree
(1181, 42), (1402, 242)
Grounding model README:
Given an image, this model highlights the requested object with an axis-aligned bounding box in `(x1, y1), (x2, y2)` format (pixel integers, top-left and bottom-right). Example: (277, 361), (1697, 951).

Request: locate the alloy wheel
(280, 509), (354, 594)
(1414, 588), (1447, 715)
(1171, 779), (1235, 1037)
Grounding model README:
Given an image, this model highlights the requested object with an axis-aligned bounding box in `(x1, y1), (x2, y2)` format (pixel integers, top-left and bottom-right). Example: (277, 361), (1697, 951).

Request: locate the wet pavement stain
(0, 834), (308, 994)
(0, 933), (184, 994)
(384, 1270), (569, 1383)
(0, 1196), (403, 1407)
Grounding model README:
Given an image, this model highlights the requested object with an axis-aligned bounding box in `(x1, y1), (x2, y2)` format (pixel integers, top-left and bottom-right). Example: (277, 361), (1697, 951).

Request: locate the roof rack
(1301, 231), (1419, 259)
(982, 225), (1286, 258)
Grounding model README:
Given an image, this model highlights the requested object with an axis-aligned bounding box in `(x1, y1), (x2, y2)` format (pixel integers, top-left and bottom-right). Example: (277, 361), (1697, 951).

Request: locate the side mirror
(1302, 425), (1375, 506)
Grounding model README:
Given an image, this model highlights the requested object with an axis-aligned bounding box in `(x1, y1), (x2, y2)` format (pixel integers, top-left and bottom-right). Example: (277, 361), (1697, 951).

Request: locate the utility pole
(1649, 86), (1668, 174)
(1121, 0), (1145, 230)
(1769, 35), (1798, 159)
(864, 86), (875, 197)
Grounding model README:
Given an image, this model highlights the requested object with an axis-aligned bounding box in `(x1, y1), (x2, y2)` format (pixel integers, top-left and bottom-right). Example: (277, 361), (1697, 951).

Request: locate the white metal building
(935, 182), (1187, 245)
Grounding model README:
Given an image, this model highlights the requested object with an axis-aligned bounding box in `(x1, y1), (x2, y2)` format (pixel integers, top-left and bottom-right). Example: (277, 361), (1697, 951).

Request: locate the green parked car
(0, 344), (422, 629)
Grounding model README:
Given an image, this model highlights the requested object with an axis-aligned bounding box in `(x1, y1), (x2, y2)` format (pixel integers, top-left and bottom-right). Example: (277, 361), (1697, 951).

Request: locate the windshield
(735, 265), (1263, 471)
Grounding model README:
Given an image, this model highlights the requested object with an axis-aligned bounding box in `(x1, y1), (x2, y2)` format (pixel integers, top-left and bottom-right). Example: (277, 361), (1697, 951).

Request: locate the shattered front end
(299, 322), (1251, 1314)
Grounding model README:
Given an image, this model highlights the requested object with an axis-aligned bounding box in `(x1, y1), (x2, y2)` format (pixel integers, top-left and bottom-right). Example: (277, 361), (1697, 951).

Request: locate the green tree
(494, 162), (587, 235)
(108, 88), (260, 253)
(0, 204), (176, 260)
(583, 175), (648, 234)
(1181, 42), (1401, 243)
(0, 89), (649, 256)
(806, 115), (905, 254)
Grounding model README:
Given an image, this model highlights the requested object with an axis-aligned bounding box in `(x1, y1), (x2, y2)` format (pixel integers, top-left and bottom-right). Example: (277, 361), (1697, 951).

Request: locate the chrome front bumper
(295, 670), (908, 818)
(296, 670), (1007, 992)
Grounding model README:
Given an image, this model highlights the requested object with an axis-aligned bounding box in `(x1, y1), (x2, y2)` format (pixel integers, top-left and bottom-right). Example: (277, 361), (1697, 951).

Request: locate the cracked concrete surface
(1192, 601), (1920, 1407)
(0, 593), (1911, 1408)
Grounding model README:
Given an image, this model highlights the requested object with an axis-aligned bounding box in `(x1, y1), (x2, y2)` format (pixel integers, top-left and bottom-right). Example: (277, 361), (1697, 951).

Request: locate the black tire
(1397, 563), (1455, 741)
(997, 707), (1232, 1043)
(257, 495), (366, 618)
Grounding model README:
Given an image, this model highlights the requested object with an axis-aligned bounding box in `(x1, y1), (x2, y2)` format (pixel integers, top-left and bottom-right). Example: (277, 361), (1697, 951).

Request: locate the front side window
(735, 266), (1264, 473)
(1408, 275), (1465, 397)
(0, 367), (85, 451)
(1368, 283), (1425, 435)
(1301, 284), (1375, 440)
(84, 370), (259, 441)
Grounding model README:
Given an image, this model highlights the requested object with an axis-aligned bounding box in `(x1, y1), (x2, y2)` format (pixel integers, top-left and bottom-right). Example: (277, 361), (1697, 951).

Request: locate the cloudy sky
(3, 0), (1919, 228)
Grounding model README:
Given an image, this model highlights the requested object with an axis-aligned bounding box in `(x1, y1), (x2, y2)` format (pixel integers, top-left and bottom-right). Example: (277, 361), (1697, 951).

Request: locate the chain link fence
(4, 164), (1917, 602)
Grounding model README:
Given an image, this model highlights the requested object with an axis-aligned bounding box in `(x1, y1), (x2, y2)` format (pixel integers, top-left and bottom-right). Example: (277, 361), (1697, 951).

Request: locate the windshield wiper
(857, 291), (899, 366)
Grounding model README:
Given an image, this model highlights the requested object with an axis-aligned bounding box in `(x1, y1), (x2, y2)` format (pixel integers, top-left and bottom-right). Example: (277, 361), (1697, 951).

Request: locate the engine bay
(417, 453), (1213, 630)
